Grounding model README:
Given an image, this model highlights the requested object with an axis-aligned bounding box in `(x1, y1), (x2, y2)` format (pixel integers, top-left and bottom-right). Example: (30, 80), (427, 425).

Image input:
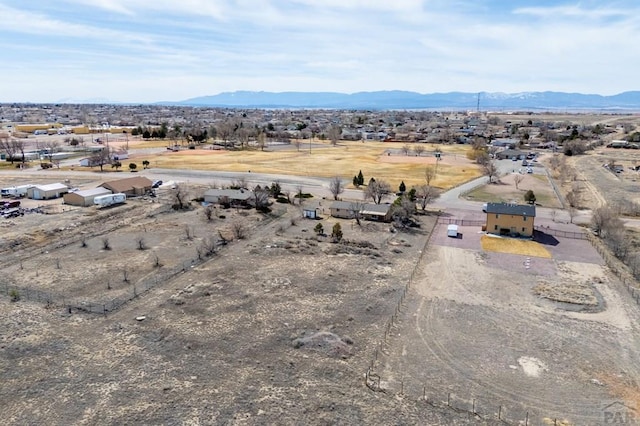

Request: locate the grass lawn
(481, 235), (552, 258)
(141, 140), (482, 190)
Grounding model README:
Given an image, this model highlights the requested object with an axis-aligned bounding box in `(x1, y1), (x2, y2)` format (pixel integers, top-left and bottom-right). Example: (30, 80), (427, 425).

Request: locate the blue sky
(0, 0), (638, 102)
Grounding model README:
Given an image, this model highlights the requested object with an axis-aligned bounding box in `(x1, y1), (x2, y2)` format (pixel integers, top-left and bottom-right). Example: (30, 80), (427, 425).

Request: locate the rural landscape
(2, 105), (640, 425)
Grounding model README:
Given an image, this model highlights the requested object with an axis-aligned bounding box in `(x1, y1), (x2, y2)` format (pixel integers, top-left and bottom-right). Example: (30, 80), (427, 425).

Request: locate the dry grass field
(481, 234), (552, 258)
(131, 140), (481, 190)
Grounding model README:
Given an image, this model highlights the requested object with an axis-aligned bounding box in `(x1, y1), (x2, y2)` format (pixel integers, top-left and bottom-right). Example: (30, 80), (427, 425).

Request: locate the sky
(0, 0), (638, 103)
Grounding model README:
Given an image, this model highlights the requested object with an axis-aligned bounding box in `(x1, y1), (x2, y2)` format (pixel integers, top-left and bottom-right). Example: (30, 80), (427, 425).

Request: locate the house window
(495, 214), (499, 219)
(522, 227), (526, 232)
(494, 225), (498, 230)
(523, 216), (527, 221)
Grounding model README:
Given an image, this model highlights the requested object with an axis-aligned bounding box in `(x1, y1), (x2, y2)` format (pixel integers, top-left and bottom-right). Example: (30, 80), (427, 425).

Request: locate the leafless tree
(483, 160), (500, 183)
(173, 184), (190, 210)
(413, 144), (425, 156)
(217, 121), (234, 148)
(513, 174), (524, 189)
(416, 184), (440, 212)
(329, 176), (344, 201)
(401, 144), (410, 156)
(184, 225), (194, 240)
(296, 185), (304, 205)
(253, 185), (270, 211)
(136, 237), (146, 250)
(102, 237), (111, 250)
(256, 131), (266, 151)
(43, 141), (60, 162)
(365, 179), (391, 204)
(153, 253), (162, 268)
(349, 201), (365, 226)
(198, 236), (218, 258)
(565, 184), (581, 208)
(204, 205), (215, 221)
(424, 165), (436, 186)
(0, 138), (25, 165)
(591, 205), (622, 238)
(293, 139), (302, 151)
(327, 125), (342, 146)
(122, 266), (130, 283)
(232, 222), (245, 240)
(91, 146), (111, 172)
(232, 176), (248, 189)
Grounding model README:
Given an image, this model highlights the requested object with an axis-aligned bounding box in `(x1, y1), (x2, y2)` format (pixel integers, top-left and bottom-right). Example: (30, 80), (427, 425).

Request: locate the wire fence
(437, 217), (485, 227)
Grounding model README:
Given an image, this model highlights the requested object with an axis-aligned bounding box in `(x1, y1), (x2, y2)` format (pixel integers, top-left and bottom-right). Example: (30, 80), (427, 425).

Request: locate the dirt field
(377, 222), (640, 425)
(1, 181), (501, 424)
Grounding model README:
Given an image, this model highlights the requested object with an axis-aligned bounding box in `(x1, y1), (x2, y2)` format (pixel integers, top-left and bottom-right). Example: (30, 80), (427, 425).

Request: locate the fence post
(525, 411), (529, 426)
(472, 398), (475, 414)
(447, 392), (450, 406)
(498, 405), (502, 420)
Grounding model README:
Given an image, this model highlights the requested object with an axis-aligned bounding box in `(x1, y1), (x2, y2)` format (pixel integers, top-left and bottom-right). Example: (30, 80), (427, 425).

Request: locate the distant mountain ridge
(169, 90), (640, 110)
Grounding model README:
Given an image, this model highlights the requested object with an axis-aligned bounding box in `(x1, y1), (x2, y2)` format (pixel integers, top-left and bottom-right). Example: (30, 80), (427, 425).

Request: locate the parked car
(152, 180), (163, 188)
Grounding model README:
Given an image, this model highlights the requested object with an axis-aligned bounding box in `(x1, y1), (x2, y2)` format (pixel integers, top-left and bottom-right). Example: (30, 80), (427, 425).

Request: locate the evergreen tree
(399, 181), (406, 193)
(357, 170), (364, 186)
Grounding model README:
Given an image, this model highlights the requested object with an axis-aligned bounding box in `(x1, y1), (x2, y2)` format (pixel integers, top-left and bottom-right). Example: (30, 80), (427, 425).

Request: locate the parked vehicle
(94, 193), (126, 207)
(152, 180), (163, 188)
(447, 224), (459, 238)
(1, 185), (34, 198)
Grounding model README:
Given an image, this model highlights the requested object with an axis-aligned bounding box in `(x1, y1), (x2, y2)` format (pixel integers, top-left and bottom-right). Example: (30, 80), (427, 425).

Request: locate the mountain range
(168, 90), (640, 110)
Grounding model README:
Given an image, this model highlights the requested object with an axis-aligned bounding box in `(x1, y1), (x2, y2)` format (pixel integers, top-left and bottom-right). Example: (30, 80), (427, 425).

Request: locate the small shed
(302, 200), (322, 219)
(27, 183), (69, 200)
(63, 187), (112, 207)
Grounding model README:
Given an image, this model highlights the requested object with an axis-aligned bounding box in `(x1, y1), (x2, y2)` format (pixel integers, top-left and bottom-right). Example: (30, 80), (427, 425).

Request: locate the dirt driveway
(379, 225), (640, 425)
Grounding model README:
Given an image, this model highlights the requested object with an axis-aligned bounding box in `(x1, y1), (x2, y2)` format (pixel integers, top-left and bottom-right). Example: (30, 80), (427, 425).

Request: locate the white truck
(447, 224), (459, 238)
(1, 185), (34, 198)
(94, 193), (126, 207)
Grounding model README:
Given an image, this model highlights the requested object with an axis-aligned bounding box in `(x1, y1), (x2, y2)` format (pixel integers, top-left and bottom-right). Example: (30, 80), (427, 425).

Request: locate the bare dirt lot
(1, 183), (497, 424)
(377, 222), (640, 425)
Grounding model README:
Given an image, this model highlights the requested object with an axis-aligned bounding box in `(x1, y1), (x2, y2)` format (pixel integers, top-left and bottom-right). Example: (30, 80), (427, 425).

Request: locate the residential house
(330, 201), (393, 222)
(330, 201), (357, 219)
(100, 176), (152, 196)
(360, 203), (392, 222)
(485, 202), (536, 237)
(203, 188), (252, 207)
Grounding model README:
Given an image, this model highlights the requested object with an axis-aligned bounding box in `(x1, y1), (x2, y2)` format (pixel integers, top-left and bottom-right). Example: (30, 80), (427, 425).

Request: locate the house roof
(485, 202), (536, 217)
(100, 176), (152, 193)
(34, 183), (68, 192)
(204, 188), (253, 201)
(71, 187), (112, 197)
(330, 201), (356, 210)
(360, 203), (391, 215)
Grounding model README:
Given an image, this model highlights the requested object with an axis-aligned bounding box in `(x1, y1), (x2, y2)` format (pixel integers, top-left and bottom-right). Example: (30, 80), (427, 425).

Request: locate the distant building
(485, 202), (536, 237)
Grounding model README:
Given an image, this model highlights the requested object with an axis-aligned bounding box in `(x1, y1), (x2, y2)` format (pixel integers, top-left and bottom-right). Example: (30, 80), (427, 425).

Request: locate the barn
(27, 183), (69, 200)
(63, 187), (112, 207)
